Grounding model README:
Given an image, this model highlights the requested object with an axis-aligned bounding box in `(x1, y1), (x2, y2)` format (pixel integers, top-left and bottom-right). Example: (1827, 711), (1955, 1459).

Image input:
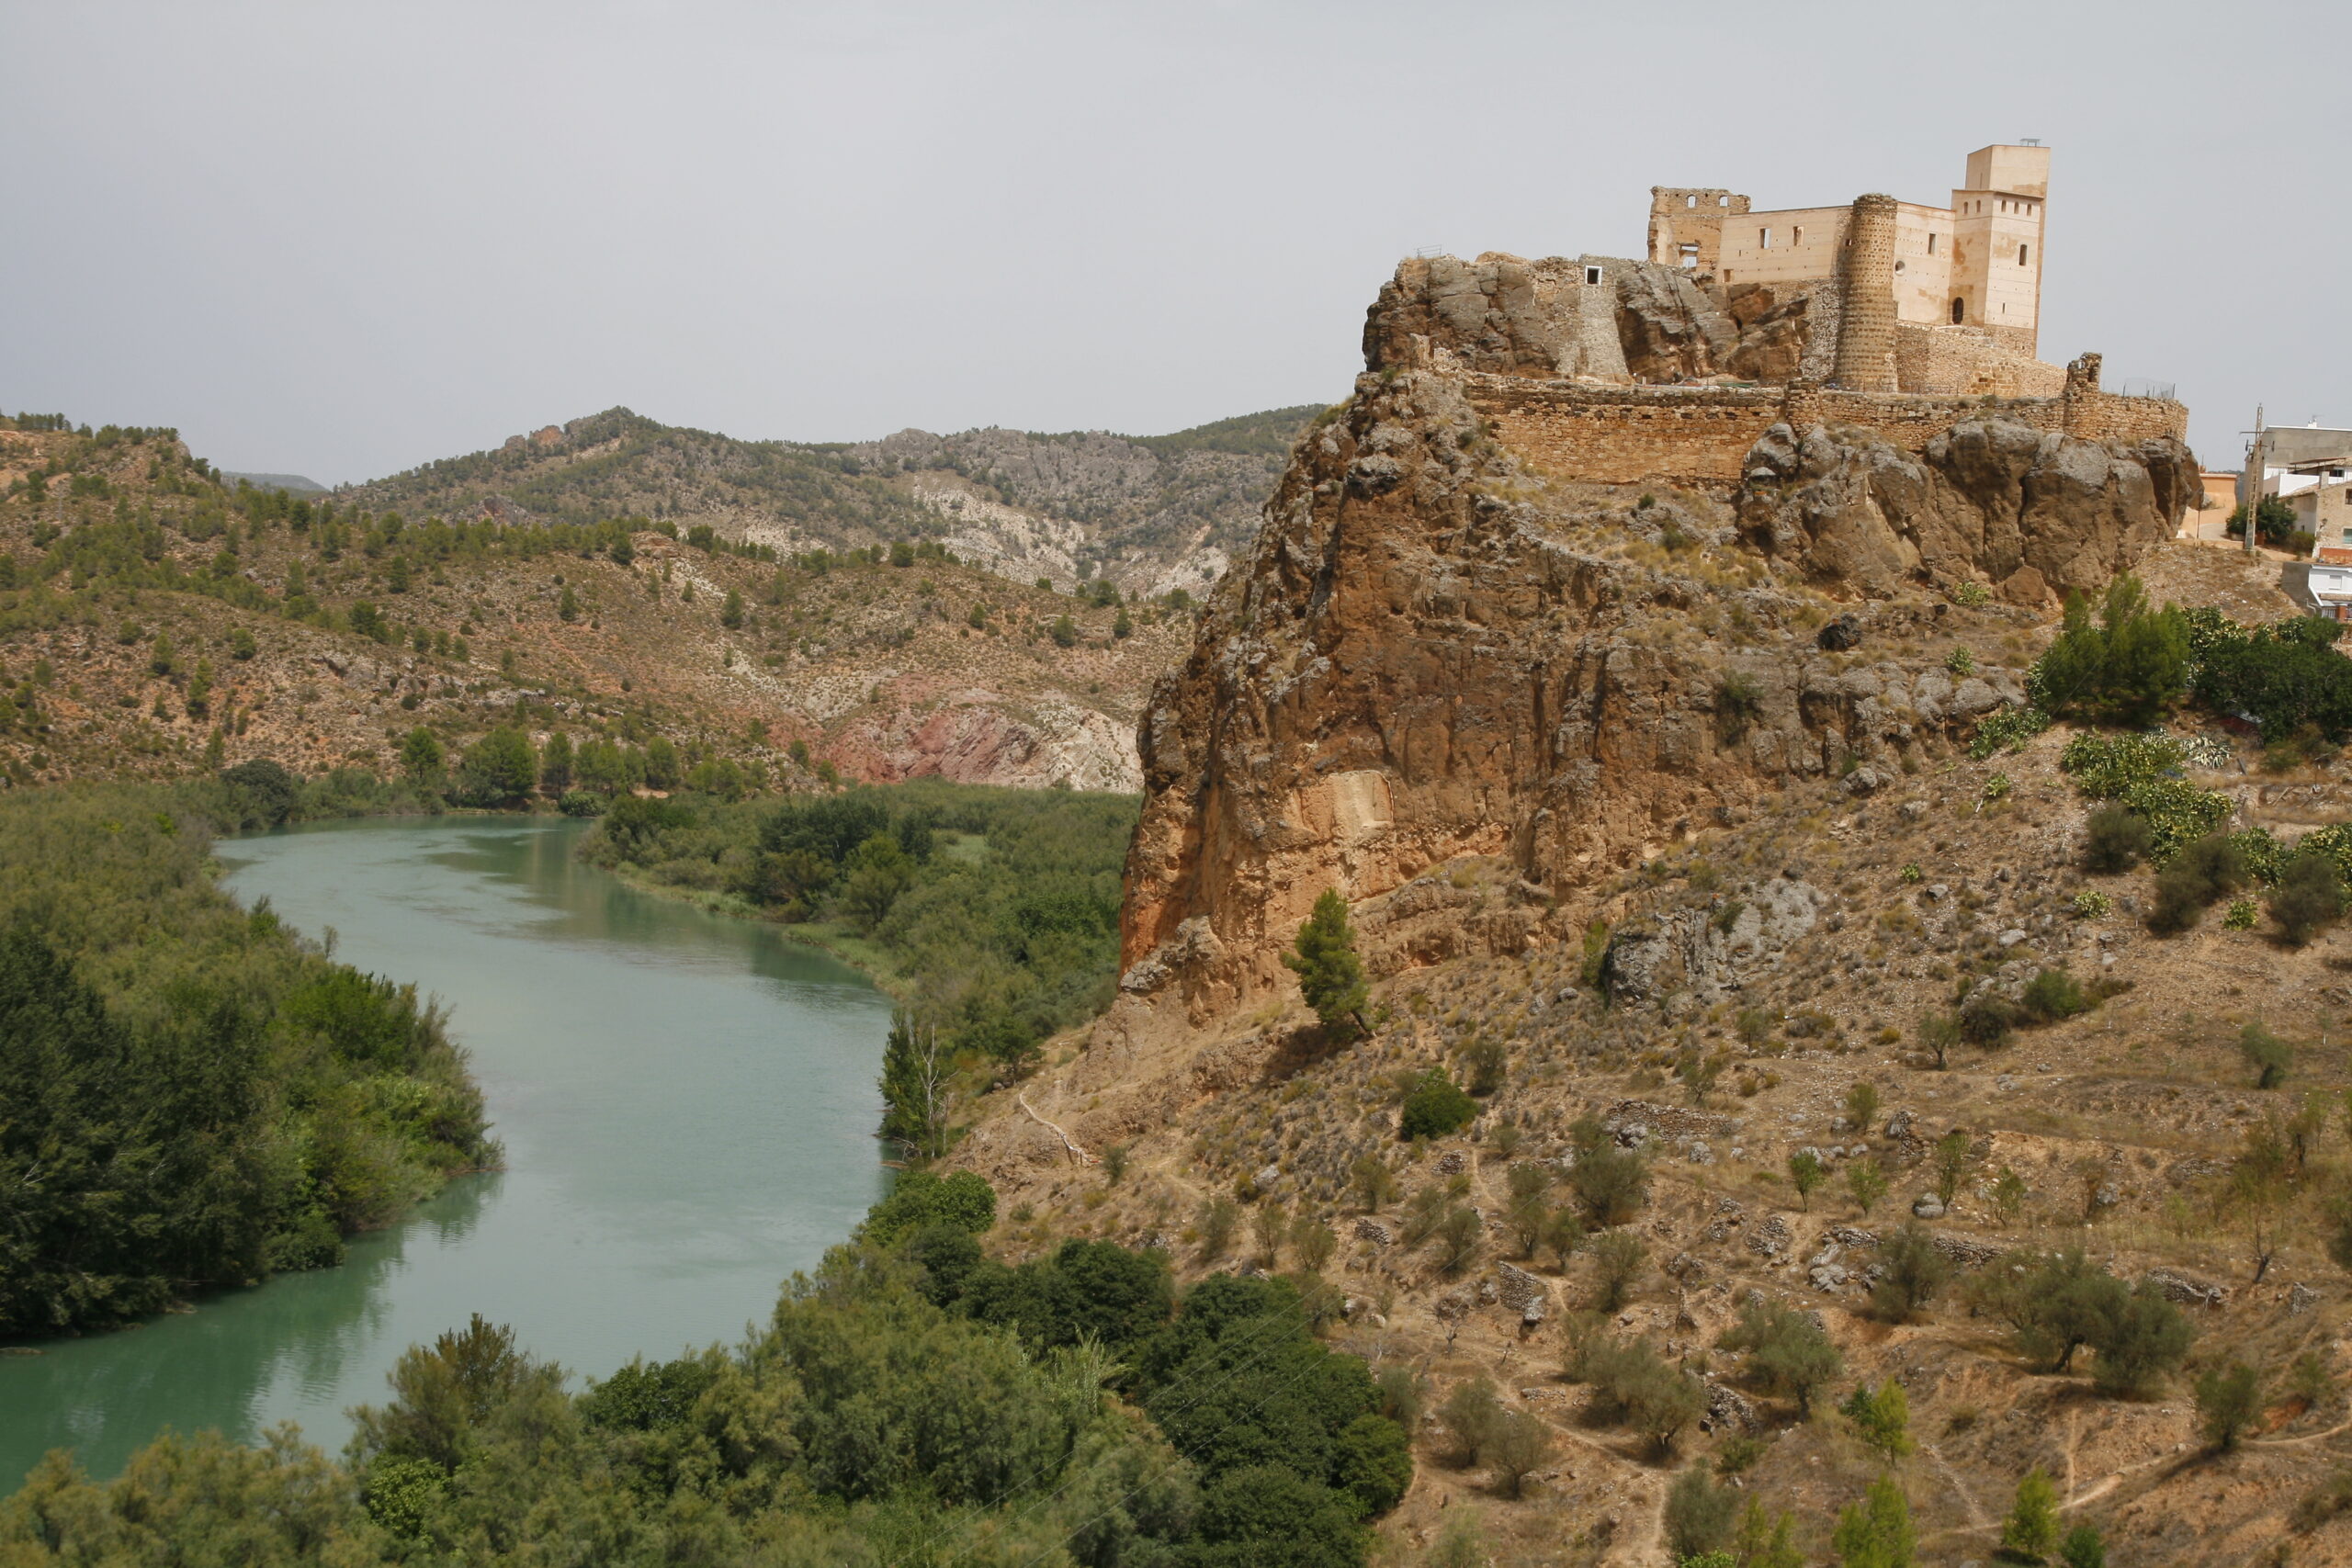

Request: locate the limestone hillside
(334, 404), (1319, 602)
(0, 419), (1203, 792)
(947, 323), (2352, 1562)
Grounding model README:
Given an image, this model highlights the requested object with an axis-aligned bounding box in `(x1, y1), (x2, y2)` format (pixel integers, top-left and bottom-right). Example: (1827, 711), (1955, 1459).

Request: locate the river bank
(0, 815), (893, 1487)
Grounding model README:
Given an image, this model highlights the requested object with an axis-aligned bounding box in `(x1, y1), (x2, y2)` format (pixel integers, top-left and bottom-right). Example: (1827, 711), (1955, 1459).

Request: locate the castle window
(1792, 225), (1804, 244)
(1926, 232), (1937, 255)
(2018, 243), (2030, 266)
(1589, 265), (1608, 284)
(1758, 227), (1771, 249)
(1686, 195), (1697, 209)
(1951, 298), (1964, 324)
(1894, 259), (1905, 273)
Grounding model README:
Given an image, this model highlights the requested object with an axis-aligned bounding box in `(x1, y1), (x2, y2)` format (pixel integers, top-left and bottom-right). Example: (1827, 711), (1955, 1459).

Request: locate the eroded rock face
(1736, 418), (2193, 602)
(1363, 254), (1822, 387)
(1116, 372), (2047, 1016)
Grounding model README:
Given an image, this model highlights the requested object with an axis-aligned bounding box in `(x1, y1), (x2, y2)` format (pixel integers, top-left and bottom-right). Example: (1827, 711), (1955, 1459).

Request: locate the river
(0, 816), (894, 1489)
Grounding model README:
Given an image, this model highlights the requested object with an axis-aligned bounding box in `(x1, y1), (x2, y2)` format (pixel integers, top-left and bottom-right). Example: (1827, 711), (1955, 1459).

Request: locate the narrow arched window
(1951, 298), (1964, 324)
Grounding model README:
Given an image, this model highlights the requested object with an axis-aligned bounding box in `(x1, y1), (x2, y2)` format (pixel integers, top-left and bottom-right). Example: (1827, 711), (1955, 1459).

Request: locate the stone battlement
(1463, 353), (2186, 488)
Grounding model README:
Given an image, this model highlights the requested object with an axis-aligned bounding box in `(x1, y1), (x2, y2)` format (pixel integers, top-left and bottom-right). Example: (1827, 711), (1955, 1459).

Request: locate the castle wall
(1894, 324), (2065, 398)
(1463, 356), (2187, 489)
(1891, 202), (1956, 324)
(1714, 205), (1847, 288)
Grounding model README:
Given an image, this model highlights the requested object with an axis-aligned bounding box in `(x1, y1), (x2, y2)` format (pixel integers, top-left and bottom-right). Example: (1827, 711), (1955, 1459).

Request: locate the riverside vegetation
(0, 1173), (1412, 1568)
(0, 777), (492, 1338)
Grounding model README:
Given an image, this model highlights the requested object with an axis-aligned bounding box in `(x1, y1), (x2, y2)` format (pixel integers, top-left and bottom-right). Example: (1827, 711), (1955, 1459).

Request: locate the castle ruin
(1361, 141), (2186, 489)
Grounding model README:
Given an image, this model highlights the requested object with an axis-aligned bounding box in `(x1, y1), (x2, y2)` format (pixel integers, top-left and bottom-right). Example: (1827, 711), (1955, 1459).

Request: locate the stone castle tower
(1648, 143), (2052, 380)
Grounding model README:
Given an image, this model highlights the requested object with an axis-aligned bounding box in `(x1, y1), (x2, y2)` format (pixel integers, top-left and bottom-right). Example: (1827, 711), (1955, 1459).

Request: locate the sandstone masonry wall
(1464, 355), (2188, 488)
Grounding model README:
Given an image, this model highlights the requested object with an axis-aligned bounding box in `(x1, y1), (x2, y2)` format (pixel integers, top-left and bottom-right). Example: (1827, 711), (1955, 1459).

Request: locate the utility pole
(2242, 403), (2267, 557)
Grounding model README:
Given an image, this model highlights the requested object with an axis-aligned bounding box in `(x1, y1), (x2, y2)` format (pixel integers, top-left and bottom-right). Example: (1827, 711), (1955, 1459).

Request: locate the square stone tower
(1948, 143), (2049, 354)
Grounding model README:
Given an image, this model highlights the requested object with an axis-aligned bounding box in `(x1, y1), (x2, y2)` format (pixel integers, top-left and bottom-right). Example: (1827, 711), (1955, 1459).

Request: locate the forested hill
(335, 404), (1322, 600)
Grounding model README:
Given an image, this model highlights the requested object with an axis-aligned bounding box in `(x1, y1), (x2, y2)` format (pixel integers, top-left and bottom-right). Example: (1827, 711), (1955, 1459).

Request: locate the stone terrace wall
(1464, 358), (2188, 488)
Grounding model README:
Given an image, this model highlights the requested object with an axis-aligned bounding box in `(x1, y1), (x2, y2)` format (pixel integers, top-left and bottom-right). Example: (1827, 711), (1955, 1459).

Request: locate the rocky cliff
(1116, 371), (2192, 1018)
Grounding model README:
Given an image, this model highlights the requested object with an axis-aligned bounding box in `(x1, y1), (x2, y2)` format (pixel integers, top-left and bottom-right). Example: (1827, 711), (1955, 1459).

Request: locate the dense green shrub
(2149, 831), (2245, 934)
(1969, 705), (2052, 760)
(1399, 1069), (1477, 1140)
(1566, 1114), (1650, 1224)
(2060, 732), (2181, 798)
(2269, 851), (2345, 946)
(2019, 967), (2092, 1023)
(2120, 777), (2233, 863)
(2081, 807), (2152, 873)
(0, 784), (492, 1337)
(2193, 613), (2352, 742)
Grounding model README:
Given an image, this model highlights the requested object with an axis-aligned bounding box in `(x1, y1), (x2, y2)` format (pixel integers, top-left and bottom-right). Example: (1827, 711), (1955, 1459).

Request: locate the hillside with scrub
(0, 412), (1217, 796)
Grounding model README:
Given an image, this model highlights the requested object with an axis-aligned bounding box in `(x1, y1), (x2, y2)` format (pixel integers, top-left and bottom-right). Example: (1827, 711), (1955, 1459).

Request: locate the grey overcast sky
(2, 1), (2341, 483)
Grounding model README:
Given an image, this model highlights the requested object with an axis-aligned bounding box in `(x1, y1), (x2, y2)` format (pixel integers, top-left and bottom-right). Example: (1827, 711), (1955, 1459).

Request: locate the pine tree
(1999, 1467), (2061, 1562)
(1832, 1473), (1914, 1568)
(1283, 889), (1368, 1037)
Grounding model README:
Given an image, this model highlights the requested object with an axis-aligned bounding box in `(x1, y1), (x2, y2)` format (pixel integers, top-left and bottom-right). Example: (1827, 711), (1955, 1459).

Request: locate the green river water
(0, 816), (894, 1490)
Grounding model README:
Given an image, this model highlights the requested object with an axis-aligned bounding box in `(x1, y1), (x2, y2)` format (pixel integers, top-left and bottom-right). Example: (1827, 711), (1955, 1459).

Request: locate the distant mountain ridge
(221, 470), (327, 492)
(336, 405), (1322, 597)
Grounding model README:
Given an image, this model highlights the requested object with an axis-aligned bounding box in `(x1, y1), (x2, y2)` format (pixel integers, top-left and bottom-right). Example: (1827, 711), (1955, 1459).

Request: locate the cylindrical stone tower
(1832, 193), (1899, 392)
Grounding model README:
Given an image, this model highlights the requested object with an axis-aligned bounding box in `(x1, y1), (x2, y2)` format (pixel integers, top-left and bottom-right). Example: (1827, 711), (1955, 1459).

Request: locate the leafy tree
(220, 758), (300, 826)
(1735, 1499), (1805, 1568)
(1284, 890), (1369, 1037)
(642, 735), (680, 791)
(1350, 1154), (1397, 1212)
(1841, 1379), (1914, 1464)
(2240, 1021), (2293, 1089)
(1848, 1159), (1889, 1216)
(455, 728), (537, 808)
(537, 730), (573, 796)
(1998, 1467), (2061, 1562)
(1831, 1473), (1915, 1568)
(2196, 1360), (2263, 1451)
(1399, 1069), (1476, 1140)
(1871, 1224), (1952, 1323)
(1719, 1295), (1841, 1416)
(1049, 614), (1078, 648)
(1665, 1463), (1737, 1561)
(1589, 1230), (1648, 1311)
(400, 727), (446, 787)
(1932, 1130), (1976, 1204)
(1566, 1115), (1649, 1224)
(1918, 1011), (1962, 1070)
(2058, 1524), (2107, 1568)
(2088, 1279), (2195, 1397)
(1788, 1148), (1826, 1209)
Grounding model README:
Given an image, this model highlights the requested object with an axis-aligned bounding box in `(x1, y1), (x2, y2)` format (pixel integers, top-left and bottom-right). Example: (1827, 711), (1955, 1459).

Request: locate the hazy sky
(4, 1), (2342, 483)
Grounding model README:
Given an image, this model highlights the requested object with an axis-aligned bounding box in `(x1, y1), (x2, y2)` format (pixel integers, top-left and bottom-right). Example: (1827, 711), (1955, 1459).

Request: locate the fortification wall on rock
(1463, 353), (2188, 487)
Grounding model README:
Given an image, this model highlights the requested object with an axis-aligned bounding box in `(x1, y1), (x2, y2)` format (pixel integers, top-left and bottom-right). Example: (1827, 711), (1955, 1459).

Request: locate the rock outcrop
(1364, 254), (1832, 388)
(1737, 417), (2198, 602)
(1117, 374), (2186, 1017)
